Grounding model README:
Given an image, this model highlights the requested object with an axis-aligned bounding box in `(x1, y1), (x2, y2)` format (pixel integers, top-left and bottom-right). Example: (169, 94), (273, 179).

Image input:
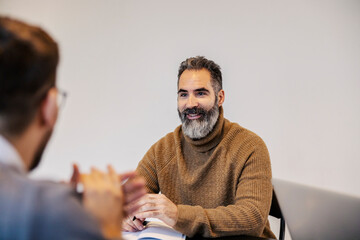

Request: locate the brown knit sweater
(137, 107), (275, 239)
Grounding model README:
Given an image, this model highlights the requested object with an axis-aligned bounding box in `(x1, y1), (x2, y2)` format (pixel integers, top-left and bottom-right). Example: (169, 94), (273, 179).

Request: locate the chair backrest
(269, 189), (285, 240)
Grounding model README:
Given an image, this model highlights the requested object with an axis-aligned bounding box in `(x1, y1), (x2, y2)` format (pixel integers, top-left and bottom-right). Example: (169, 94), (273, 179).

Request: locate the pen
(132, 216), (148, 226)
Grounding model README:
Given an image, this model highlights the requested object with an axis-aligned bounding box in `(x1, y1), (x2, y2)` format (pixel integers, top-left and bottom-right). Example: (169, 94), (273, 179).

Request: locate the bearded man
(123, 56), (275, 239)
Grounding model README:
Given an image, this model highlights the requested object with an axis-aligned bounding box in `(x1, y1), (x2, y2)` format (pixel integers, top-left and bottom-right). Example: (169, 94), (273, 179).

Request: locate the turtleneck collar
(182, 106), (225, 153)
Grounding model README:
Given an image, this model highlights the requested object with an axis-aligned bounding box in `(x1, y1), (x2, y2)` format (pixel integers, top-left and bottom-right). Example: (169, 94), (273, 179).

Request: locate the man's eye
(179, 93), (187, 97)
(197, 92), (206, 96)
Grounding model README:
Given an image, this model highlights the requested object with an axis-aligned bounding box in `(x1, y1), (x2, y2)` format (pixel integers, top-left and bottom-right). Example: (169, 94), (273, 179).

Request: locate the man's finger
(119, 171), (137, 182)
(123, 224), (137, 232)
(124, 198), (147, 216)
(107, 165), (119, 185)
(90, 167), (100, 177)
(135, 210), (159, 220)
(79, 174), (90, 184)
(123, 178), (146, 203)
(70, 163), (80, 187)
(123, 217), (140, 232)
(132, 218), (145, 231)
(124, 188), (147, 205)
(123, 177), (145, 192)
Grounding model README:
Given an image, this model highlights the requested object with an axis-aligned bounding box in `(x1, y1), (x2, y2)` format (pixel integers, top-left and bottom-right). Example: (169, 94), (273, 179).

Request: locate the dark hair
(177, 56), (222, 93)
(0, 16), (59, 135)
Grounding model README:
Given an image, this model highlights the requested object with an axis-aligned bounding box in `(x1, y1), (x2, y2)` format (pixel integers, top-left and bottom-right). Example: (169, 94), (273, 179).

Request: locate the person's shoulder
(150, 125), (181, 151)
(0, 172), (103, 239)
(28, 180), (103, 239)
(224, 118), (267, 147)
(143, 125), (182, 168)
(32, 180), (79, 206)
(3, 170), (80, 209)
(19, 179), (81, 219)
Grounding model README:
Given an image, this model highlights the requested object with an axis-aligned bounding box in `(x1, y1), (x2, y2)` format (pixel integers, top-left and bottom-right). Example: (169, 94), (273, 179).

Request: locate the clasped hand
(123, 193), (178, 232)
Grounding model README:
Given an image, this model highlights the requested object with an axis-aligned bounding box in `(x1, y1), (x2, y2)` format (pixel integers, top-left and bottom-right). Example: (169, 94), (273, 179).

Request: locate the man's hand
(70, 165), (146, 214)
(122, 216), (146, 232)
(120, 172), (147, 217)
(80, 166), (123, 239)
(132, 194), (178, 228)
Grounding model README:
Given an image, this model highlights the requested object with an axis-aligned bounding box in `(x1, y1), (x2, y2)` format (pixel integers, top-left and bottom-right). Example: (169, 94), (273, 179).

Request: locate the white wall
(1, 0), (359, 238)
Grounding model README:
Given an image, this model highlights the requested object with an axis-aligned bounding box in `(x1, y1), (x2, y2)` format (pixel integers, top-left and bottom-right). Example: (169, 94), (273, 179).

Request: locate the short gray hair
(177, 56), (222, 93)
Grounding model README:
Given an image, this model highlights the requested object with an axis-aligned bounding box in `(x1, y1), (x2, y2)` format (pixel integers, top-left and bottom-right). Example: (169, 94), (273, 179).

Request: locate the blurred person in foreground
(124, 56), (275, 239)
(0, 16), (145, 240)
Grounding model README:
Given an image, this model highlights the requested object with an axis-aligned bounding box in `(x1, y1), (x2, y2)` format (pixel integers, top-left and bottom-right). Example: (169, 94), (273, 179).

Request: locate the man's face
(177, 69), (220, 139)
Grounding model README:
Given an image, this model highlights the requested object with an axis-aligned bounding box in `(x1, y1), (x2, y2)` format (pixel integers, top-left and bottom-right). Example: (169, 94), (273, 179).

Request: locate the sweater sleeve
(136, 145), (160, 194)
(173, 142), (273, 238)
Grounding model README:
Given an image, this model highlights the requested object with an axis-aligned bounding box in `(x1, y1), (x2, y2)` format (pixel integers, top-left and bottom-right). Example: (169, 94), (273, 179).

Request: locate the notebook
(272, 179), (360, 240)
(122, 220), (186, 240)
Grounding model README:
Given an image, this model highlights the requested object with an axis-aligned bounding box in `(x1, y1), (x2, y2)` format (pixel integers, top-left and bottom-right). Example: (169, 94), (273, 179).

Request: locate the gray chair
(269, 189), (285, 240)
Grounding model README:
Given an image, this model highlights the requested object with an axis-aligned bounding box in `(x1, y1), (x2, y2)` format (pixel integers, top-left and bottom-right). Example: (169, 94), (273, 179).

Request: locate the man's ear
(217, 89), (225, 107)
(40, 88), (58, 128)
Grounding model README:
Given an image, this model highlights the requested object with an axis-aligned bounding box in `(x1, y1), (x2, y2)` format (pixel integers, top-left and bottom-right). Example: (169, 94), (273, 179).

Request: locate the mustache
(182, 107), (206, 116)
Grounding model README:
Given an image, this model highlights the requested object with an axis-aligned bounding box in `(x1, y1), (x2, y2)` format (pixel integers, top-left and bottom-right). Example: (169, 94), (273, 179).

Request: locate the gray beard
(178, 103), (220, 140)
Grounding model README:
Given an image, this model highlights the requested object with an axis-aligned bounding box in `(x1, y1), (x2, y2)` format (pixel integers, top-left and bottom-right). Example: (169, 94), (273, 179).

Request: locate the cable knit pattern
(137, 107), (275, 239)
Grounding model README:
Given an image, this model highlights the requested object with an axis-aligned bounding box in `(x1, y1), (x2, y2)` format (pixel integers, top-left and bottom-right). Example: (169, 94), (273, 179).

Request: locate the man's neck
(5, 125), (42, 171)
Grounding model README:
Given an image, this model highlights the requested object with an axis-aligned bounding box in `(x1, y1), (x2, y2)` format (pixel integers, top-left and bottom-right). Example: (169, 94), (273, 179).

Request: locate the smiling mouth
(187, 113), (202, 120)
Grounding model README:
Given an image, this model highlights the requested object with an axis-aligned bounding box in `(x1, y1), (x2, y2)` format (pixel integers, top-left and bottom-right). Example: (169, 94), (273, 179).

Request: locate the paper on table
(122, 220), (185, 240)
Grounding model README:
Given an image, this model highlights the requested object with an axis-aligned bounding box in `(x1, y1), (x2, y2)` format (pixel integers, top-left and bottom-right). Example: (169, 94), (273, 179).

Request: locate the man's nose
(186, 95), (198, 108)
